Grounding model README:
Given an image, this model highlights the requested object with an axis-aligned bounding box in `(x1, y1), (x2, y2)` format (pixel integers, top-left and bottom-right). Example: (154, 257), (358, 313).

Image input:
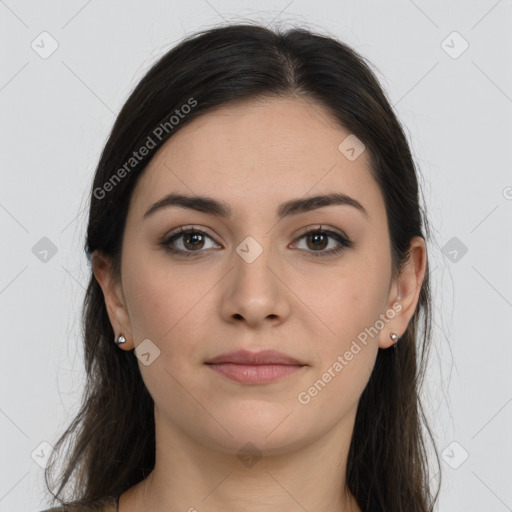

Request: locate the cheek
(297, 258), (390, 346)
(122, 246), (209, 345)
(122, 254), (214, 401)
(293, 273), (384, 419)
(293, 251), (390, 390)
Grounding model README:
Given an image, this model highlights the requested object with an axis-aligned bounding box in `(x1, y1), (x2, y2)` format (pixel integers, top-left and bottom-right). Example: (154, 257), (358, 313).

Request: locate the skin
(93, 95), (426, 512)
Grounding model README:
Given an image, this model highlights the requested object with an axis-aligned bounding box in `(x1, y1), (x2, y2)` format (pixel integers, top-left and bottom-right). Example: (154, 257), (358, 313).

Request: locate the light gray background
(1, 1), (511, 510)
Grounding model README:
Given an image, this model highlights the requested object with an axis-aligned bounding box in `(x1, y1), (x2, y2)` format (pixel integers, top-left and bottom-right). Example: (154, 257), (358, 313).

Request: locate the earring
(390, 332), (398, 348)
(115, 334), (126, 346)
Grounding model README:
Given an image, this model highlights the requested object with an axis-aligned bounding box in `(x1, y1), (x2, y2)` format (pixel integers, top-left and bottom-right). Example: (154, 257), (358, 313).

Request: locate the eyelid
(293, 224), (349, 240)
(165, 225), (216, 240)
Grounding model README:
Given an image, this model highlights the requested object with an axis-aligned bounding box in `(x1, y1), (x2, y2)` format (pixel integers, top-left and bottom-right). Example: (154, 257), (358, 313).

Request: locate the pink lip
(206, 349), (304, 366)
(205, 349), (307, 385)
(207, 363), (304, 384)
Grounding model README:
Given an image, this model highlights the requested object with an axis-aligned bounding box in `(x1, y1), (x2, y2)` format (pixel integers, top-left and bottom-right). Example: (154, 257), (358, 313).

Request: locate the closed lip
(205, 349), (306, 366)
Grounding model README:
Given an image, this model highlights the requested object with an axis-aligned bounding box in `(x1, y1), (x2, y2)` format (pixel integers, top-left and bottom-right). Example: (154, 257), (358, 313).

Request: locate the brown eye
(183, 232), (206, 250)
(305, 232), (329, 251)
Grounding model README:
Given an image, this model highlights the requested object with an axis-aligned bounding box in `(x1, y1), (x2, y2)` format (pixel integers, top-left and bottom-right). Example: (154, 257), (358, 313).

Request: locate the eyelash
(159, 225), (354, 258)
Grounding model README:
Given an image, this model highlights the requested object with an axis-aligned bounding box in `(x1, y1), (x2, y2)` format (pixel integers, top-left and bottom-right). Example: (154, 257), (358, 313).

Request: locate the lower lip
(206, 363), (305, 384)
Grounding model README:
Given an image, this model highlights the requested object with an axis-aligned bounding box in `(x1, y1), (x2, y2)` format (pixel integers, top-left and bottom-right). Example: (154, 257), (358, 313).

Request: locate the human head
(46, 23), (439, 511)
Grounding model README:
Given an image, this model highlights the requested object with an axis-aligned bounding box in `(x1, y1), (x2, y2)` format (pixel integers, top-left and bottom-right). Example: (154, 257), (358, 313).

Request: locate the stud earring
(115, 334), (126, 346)
(390, 332), (398, 348)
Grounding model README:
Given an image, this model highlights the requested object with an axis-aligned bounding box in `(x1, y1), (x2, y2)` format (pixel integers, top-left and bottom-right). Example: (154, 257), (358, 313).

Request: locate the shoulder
(39, 495), (118, 512)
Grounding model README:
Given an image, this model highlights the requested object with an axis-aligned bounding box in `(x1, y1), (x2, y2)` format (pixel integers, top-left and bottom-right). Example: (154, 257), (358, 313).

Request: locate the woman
(42, 23), (440, 512)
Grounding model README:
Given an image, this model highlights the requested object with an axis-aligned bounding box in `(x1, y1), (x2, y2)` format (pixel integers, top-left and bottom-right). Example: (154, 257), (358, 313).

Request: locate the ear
(92, 250), (134, 350)
(379, 236), (427, 349)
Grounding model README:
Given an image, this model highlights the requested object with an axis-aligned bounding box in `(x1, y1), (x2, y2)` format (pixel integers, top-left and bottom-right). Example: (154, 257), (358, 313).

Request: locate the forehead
(129, 96), (385, 222)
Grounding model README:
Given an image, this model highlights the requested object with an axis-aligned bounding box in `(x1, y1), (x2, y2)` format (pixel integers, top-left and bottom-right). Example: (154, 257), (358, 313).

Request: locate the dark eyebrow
(143, 192), (368, 220)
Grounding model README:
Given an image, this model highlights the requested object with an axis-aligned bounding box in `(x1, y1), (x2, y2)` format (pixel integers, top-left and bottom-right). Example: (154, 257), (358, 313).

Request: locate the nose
(219, 240), (291, 328)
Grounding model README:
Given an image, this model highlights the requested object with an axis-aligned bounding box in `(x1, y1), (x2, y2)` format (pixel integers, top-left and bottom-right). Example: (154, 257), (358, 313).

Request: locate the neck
(120, 407), (361, 512)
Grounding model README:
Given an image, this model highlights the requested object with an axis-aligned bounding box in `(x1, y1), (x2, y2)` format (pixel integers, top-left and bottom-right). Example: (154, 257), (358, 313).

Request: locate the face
(95, 96), (423, 457)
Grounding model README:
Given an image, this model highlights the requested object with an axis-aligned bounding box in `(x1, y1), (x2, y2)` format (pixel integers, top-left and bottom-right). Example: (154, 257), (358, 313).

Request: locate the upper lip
(206, 349), (305, 366)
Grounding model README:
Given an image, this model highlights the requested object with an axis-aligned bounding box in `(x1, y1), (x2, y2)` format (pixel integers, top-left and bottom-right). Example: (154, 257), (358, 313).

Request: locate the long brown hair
(44, 23), (441, 511)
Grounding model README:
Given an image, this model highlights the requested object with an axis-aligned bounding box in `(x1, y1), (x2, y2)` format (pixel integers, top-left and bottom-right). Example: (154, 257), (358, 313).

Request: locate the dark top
(40, 493), (383, 511)
(39, 495), (118, 512)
